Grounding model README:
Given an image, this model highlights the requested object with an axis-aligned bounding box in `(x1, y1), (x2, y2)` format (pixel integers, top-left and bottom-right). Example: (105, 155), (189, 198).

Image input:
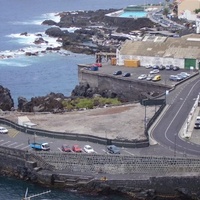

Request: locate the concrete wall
(117, 54), (184, 68)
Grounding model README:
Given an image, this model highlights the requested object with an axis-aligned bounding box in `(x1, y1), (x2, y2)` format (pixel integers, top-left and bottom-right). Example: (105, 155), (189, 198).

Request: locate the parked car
(152, 74), (161, 81)
(122, 72), (131, 77)
(138, 74), (147, 80)
(72, 144), (82, 153)
(194, 116), (200, 129)
(146, 74), (154, 81)
(165, 65), (171, 70)
(107, 145), (120, 154)
(179, 72), (190, 79)
(152, 65), (159, 69)
(169, 75), (182, 81)
(113, 70), (122, 75)
(150, 69), (159, 74)
(172, 66), (180, 71)
(159, 65), (165, 70)
(145, 65), (152, 69)
(83, 145), (95, 153)
(0, 126), (8, 134)
(61, 144), (72, 152)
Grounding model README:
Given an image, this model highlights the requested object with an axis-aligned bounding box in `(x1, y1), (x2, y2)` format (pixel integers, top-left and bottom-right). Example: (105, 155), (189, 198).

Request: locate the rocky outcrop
(0, 85), (14, 111)
(18, 93), (66, 113)
(71, 83), (123, 101)
(42, 9), (156, 55)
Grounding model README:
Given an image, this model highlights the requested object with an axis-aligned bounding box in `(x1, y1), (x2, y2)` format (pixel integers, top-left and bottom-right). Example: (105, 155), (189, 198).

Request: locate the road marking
(102, 149), (109, 154)
(21, 145), (30, 150)
(58, 147), (62, 152)
(123, 150), (135, 156)
(8, 130), (20, 138)
(1, 141), (10, 145)
(7, 142), (18, 147)
(15, 143), (24, 148)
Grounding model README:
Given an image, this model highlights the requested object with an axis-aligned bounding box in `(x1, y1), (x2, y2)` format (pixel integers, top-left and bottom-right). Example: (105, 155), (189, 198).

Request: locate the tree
(194, 9), (200, 14)
(163, 7), (170, 16)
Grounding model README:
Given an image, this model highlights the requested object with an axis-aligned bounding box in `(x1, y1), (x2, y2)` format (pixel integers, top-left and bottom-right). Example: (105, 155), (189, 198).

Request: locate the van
(152, 75), (161, 81)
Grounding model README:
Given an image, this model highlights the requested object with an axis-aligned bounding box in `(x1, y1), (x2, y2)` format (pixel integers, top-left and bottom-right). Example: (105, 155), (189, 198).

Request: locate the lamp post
(174, 133), (177, 157)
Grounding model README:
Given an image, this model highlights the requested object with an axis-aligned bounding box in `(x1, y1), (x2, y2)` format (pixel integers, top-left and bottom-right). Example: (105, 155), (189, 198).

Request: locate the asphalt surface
(0, 67), (199, 158)
(152, 74), (200, 157)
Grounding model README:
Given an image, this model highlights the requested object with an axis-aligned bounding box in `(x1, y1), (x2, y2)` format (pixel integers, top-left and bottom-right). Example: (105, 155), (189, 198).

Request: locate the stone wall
(36, 152), (200, 175)
(1, 146), (200, 197)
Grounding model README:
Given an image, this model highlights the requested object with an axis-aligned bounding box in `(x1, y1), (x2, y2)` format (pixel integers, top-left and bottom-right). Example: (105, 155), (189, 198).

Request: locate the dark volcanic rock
(0, 85), (14, 111)
(18, 92), (66, 112)
(45, 27), (66, 37)
(71, 83), (120, 101)
(42, 19), (57, 26)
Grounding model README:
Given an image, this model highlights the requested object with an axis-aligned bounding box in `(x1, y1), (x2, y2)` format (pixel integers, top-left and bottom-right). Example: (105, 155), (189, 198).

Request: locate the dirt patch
(2, 103), (156, 141)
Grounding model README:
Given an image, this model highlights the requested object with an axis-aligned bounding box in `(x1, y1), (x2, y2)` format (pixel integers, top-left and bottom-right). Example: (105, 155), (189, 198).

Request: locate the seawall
(1, 146), (200, 198)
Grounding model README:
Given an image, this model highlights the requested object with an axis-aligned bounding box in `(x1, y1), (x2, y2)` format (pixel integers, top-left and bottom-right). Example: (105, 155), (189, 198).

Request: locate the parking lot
(0, 127), (137, 156)
(93, 63), (194, 87)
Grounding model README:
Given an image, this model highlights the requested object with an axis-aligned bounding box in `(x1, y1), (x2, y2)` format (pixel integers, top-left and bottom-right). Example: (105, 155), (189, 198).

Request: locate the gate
(184, 58), (196, 69)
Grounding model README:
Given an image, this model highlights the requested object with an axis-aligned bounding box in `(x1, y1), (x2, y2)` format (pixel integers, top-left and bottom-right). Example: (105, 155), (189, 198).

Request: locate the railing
(0, 117), (149, 148)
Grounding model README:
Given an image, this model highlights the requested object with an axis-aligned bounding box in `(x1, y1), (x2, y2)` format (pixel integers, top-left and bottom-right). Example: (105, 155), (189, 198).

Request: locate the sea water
(0, 0), (163, 199)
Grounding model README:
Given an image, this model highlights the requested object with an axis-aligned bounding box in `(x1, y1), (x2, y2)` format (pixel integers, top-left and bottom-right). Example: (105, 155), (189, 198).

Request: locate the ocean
(0, 0), (163, 199)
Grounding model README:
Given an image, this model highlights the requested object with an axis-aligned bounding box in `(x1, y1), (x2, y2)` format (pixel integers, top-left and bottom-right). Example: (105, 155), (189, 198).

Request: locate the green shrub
(62, 97), (121, 110)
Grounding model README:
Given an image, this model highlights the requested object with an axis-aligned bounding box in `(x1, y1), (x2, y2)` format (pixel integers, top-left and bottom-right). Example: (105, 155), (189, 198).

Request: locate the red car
(61, 144), (71, 152)
(72, 144), (82, 153)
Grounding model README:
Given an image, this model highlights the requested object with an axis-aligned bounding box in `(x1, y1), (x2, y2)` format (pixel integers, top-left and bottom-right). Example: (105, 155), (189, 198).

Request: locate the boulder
(0, 85), (14, 111)
(42, 20), (57, 26)
(45, 27), (66, 37)
(34, 37), (48, 45)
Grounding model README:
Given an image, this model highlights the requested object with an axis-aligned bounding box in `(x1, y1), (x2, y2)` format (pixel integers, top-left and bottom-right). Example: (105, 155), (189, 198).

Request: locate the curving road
(152, 75), (200, 156)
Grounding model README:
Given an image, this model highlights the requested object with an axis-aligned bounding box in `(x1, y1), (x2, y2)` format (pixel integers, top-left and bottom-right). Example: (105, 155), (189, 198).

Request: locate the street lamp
(174, 133), (177, 157)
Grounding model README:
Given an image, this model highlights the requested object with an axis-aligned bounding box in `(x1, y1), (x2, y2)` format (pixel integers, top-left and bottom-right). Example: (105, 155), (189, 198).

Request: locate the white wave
(41, 12), (60, 23)
(10, 12), (60, 26)
(61, 27), (81, 33)
(0, 59), (31, 67)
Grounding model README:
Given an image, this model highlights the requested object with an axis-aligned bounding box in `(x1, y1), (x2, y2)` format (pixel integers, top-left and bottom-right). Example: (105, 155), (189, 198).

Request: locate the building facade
(116, 34), (200, 69)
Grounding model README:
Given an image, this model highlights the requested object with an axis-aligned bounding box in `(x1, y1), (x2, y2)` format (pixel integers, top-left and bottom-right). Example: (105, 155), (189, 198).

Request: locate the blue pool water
(120, 11), (147, 18)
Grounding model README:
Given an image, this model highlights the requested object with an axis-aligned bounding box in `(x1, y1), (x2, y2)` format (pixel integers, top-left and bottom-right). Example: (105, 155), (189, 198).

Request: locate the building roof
(119, 34), (200, 59)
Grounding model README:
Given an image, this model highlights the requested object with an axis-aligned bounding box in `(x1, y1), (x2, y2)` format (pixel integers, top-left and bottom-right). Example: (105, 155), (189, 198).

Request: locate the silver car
(0, 127), (8, 134)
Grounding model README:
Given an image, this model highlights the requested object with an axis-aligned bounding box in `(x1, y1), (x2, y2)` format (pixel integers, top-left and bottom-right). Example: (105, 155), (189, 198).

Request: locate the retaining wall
(78, 67), (167, 102)
(1, 146), (200, 196)
(36, 151), (200, 175)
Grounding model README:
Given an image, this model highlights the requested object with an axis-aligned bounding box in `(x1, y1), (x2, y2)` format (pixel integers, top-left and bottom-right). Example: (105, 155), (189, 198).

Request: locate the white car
(138, 74), (147, 80)
(83, 145), (95, 153)
(0, 127), (8, 134)
(150, 69), (159, 74)
(146, 74), (154, 81)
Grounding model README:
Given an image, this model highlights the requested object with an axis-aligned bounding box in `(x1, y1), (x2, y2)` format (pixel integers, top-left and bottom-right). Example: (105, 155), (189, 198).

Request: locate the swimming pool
(119, 11), (147, 18)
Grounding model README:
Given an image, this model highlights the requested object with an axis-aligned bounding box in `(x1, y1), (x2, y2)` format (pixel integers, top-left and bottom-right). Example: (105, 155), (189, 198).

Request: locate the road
(152, 75), (200, 156)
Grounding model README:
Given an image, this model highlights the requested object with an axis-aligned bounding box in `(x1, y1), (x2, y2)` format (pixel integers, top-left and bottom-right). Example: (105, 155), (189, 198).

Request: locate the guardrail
(0, 117), (149, 148)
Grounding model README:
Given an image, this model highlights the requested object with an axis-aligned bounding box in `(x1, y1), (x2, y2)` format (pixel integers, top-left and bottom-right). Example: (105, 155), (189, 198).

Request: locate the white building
(177, 0), (200, 21)
(116, 34), (200, 69)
